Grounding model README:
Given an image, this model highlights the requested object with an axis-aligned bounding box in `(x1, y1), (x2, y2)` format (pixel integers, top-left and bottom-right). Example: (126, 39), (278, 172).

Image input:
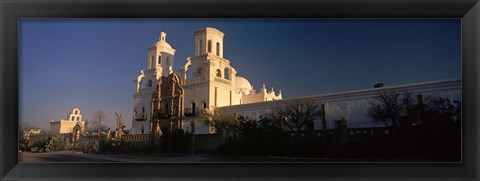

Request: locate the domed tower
(147, 32), (176, 76)
(131, 32), (176, 134)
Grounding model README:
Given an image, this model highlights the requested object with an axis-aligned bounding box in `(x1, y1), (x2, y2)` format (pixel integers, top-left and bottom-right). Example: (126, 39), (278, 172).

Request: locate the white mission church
(130, 27), (283, 134)
(129, 27), (461, 135)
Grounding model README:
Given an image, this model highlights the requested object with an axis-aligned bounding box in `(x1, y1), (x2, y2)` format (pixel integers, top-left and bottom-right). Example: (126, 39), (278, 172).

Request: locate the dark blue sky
(19, 19), (461, 130)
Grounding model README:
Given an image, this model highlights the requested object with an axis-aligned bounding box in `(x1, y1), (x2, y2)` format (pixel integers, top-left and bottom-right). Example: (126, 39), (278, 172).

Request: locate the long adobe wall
(218, 79), (461, 130)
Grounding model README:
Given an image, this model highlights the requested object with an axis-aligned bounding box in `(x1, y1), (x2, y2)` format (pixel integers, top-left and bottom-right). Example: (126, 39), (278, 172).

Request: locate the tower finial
(160, 32), (167, 41)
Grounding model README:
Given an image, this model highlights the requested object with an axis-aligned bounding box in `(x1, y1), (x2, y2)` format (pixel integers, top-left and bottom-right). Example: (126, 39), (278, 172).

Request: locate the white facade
(131, 27), (282, 134)
(50, 107), (86, 134)
(131, 32), (176, 134)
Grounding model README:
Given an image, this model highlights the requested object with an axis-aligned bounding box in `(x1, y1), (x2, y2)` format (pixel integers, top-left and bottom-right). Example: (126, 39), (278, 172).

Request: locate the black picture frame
(1, 0), (478, 180)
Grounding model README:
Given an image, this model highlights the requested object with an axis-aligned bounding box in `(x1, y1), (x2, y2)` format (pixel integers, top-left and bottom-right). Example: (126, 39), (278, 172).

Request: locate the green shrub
(45, 135), (68, 152)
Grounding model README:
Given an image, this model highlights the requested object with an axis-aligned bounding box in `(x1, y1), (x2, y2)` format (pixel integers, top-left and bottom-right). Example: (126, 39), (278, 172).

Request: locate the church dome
(155, 40), (173, 49)
(155, 32), (173, 49)
(235, 76), (252, 95)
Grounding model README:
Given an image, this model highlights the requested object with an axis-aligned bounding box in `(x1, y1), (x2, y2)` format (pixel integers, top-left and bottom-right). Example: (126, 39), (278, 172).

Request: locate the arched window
(71, 116), (75, 121)
(75, 110), (78, 115)
(216, 69), (222, 77)
(165, 103), (169, 114)
(224, 68), (230, 80)
(166, 57), (170, 66)
(198, 40), (203, 55)
(195, 68), (202, 77)
(158, 55), (162, 64)
(203, 102), (207, 109)
(216, 42), (220, 56)
(76, 117), (80, 121)
(142, 107), (145, 113)
(208, 40), (212, 53)
(191, 102), (196, 114)
(148, 80), (152, 87)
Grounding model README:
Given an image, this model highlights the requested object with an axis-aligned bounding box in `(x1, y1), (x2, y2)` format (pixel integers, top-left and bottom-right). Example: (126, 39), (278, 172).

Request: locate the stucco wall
(220, 80), (461, 130)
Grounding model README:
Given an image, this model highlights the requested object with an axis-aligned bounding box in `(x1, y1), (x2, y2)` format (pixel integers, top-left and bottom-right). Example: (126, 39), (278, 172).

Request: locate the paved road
(19, 151), (210, 163)
(19, 151), (432, 163)
(19, 151), (121, 162)
(19, 151), (310, 163)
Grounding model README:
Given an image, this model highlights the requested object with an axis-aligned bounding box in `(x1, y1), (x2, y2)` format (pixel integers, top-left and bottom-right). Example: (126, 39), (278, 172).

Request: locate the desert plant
(45, 135), (68, 152)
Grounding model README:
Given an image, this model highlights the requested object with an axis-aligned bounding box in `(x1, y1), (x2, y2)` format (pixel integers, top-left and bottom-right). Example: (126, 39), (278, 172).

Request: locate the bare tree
(367, 92), (402, 128)
(423, 97), (461, 126)
(274, 98), (323, 133)
(368, 90), (462, 129)
(90, 110), (107, 136)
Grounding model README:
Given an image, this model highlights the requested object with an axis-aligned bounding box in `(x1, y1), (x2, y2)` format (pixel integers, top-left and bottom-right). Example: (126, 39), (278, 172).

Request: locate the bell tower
(182, 27), (237, 116)
(131, 31), (177, 134)
(194, 27), (224, 58)
(147, 32), (176, 77)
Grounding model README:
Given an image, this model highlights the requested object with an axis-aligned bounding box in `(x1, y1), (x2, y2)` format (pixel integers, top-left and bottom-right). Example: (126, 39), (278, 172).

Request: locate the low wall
(194, 134), (222, 151)
(121, 134), (153, 148)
